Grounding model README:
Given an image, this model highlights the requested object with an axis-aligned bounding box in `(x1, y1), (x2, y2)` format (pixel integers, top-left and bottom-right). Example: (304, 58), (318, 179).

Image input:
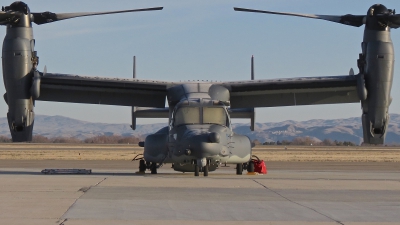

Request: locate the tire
(139, 160), (146, 172)
(247, 160), (255, 173)
(236, 163), (243, 175)
(203, 165), (209, 177)
(194, 165), (199, 176)
(150, 163), (157, 174)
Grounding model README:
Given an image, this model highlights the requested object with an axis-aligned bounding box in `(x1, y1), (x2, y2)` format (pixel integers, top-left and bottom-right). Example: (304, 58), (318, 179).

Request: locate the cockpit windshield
(173, 106), (228, 127)
(203, 107), (226, 125)
(174, 107), (200, 126)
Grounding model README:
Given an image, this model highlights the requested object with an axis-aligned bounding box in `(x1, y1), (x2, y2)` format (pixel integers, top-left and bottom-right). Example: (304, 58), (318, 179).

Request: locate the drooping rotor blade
(0, 11), (22, 25)
(234, 7), (365, 27)
(32, 7), (163, 25)
(377, 14), (400, 28)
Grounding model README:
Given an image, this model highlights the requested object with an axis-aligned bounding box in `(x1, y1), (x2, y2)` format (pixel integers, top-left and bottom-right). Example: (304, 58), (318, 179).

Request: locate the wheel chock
(246, 172), (258, 175)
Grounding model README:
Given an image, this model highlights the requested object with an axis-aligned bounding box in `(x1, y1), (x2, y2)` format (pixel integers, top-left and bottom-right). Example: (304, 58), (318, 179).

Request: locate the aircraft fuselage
(142, 83), (252, 173)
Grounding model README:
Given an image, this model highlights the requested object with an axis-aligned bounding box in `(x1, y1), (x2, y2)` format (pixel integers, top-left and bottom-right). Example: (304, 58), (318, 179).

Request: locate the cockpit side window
(174, 107), (200, 126)
(203, 107), (227, 126)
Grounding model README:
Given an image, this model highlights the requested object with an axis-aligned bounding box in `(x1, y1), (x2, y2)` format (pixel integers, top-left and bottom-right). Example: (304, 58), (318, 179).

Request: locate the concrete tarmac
(1, 160), (400, 225)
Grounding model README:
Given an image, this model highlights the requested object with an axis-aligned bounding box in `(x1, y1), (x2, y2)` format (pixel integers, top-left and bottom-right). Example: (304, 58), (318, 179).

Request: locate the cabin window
(174, 107), (200, 126)
(203, 107), (227, 126)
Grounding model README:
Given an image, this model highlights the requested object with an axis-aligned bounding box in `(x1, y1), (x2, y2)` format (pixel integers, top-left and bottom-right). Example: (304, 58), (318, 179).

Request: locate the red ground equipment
(252, 155), (267, 174)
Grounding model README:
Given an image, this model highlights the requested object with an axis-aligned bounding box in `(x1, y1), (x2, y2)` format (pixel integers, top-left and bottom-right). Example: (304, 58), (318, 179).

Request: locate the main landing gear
(236, 163), (243, 175)
(150, 162), (157, 174)
(236, 160), (255, 175)
(136, 157), (158, 174)
(139, 160), (146, 173)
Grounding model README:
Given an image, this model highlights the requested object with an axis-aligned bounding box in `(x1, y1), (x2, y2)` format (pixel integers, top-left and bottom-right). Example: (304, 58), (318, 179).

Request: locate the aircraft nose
(185, 133), (222, 158)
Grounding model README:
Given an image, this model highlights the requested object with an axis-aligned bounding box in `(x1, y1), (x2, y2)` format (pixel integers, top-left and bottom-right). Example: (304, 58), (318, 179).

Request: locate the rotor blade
(32, 7), (163, 25)
(0, 11), (22, 25)
(234, 7), (365, 27)
(377, 14), (400, 28)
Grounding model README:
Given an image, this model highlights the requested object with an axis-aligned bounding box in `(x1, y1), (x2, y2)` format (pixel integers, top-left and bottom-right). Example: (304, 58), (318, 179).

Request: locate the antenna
(133, 56), (136, 79)
(251, 55), (254, 80)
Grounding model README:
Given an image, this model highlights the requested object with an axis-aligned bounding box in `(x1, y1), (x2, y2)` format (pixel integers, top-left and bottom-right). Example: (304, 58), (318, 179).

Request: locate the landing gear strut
(194, 164), (199, 176)
(203, 164), (209, 177)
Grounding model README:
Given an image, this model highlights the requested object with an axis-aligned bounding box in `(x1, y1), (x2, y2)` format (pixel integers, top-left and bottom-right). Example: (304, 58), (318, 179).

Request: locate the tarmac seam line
(252, 179), (345, 225)
(58, 218), (67, 225)
(57, 177), (107, 224)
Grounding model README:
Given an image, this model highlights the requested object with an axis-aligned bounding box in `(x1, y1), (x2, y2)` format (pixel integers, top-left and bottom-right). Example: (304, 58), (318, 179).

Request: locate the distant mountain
(232, 114), (400, 144)
(1, 114), (399, 144)
(0, 115), (165, 140)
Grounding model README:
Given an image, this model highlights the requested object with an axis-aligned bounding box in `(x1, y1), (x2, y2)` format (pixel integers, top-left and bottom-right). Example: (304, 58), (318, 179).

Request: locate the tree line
(253, 137), (357, 146)
(0, 135), (141, 144)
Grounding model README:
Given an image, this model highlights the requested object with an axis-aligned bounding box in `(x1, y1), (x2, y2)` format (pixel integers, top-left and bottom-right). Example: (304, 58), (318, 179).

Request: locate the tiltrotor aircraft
(2, 2), (399, 176)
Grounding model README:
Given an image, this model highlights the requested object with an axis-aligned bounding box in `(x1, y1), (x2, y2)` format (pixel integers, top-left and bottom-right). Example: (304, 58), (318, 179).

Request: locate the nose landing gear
(203, 164), (209, 176)
(194, 164), (200, 176)
(193, 158), (209, 177)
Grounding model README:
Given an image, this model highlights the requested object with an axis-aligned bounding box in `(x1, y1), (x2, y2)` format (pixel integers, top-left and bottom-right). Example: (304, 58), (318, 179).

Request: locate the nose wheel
(193, 159), (209, 177)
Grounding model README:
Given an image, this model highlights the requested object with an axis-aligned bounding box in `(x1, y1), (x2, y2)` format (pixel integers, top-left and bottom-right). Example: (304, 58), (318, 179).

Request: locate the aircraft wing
(222, 75), (359, 108)
(37, 73), (170, 108)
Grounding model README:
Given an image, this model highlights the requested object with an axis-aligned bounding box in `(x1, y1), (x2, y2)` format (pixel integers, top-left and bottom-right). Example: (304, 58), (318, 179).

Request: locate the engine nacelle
(360, 36), (394, 144)
(2, 27), (36, 142)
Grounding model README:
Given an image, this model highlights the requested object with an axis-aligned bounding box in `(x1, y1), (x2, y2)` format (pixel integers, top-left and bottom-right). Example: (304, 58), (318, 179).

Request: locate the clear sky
(1, 0), (399, 125)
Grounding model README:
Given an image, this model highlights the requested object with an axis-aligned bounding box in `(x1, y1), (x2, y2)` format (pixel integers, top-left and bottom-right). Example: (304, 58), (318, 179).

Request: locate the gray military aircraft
(1, 2), (399, 176)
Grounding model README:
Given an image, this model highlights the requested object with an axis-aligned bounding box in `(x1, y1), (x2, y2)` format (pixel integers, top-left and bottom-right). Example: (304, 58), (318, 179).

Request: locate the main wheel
(150, 163), (157, 174)
(236, 163), (243, 175)
(194, 165), (199, 176)
(203, 165), (209, 177)
(139, 160), (146, 172)
(247, 160), (255, 173)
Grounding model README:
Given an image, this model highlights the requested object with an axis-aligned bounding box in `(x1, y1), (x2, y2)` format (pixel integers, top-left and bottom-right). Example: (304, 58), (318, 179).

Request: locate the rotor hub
(3, 1), (29, 14)
(368, 4), (389, 16)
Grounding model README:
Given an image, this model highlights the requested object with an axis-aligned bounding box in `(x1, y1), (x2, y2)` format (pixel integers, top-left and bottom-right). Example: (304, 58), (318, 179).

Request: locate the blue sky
(1, 0), (399, 125)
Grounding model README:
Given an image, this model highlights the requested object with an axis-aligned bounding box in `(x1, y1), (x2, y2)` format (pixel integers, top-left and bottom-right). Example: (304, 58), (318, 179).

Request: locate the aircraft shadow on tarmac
(0, 170), (214, 176)
(0, 170), (138, 176)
